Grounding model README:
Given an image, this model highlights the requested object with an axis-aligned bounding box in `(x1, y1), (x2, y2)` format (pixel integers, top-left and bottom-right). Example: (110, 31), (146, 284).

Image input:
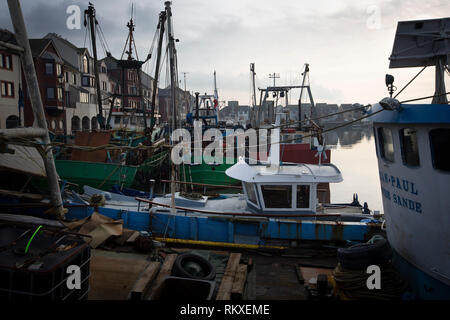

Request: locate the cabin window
(261, 185), (292, 208)
(399, 128), (420, 166)
(244, 182), (258, 205)
(429, 128), (450, 172)
(378, 127), (394, 162)
(296, 185), (310, 208)
(373, 127), (379, 157)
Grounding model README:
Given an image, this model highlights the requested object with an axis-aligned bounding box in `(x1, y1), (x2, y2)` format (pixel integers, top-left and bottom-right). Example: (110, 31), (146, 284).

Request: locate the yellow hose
(153, 237), (287, 250)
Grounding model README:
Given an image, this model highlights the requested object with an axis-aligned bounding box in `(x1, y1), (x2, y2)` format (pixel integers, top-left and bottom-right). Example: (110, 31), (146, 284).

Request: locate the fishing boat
(369, 18), (450, 299)
(67, 113), (383, 247)
(181, 65), (334, 191)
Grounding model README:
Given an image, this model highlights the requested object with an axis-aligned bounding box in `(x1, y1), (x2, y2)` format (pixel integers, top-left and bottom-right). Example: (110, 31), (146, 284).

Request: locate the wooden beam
(129, 261), (161, 300)
(216, 253), (241, 300)
(231, 264), (248, 300)
(148, 254), (178, 300)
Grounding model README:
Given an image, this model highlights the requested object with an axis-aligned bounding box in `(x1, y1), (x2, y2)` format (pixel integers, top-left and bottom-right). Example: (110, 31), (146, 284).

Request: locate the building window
(114, 116), (121, 124)
(429, 128), (450, 172)
(82, 76), (90, 86)
(80, 92), (89, 103)
(378, 127), (394, 162)
(65, 71), (69, 82)
(296, 185), (310, 208)
(101, 66), (106, 73)
(0, 53), (13, 70)
(1, 81), (14, 97)
(244, 182), (258, 205)
(47, 87), (55, 99)
(6, 115), (19, 128)
(102, 81), (107, 91)
(73, 73), (77, 84)
(65, 92), (71, 107)
(82, 55), (89, 73)
(56, 63), (62, 76)
(399, 128), (420, 166)
(261, 185), (292, 208)
(57, 87), (63, 101)
(45, 62), (53, 75)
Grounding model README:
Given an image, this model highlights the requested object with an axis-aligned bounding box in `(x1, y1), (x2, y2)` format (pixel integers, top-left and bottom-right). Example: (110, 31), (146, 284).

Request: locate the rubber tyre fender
(171, 253), (216, 281)
(337, 238), (392, 270)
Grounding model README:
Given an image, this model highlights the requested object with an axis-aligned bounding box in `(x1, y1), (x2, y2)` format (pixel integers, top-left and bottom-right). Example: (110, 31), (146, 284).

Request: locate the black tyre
(172, 253), (216, 281)
(337, 238), (392, 270)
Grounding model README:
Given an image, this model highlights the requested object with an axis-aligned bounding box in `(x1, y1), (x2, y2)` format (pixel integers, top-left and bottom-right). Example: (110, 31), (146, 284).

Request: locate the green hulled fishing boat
(55, 160), (138, 192)
(180, 156), (238, 186)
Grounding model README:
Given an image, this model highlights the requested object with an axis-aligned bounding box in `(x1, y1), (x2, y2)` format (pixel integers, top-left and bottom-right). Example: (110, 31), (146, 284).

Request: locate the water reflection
(324, 124), (383, 214)
(324, 124), (374, 148)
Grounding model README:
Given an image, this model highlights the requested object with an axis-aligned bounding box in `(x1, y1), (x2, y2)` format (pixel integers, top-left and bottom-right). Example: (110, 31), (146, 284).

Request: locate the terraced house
(0, 29), (22, 129)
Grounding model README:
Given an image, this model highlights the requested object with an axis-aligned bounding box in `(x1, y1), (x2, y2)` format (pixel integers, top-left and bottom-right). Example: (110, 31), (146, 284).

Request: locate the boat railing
(136, 197), (342, 219)
(160, 179), (242, 194)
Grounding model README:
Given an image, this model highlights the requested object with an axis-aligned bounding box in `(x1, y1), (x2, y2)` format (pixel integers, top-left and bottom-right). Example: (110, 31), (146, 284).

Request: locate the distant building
(45, 33), (100, 133)
(23, 38), (66, 134)
(0, 29), (22, 129)
(158, 86), (192, 124)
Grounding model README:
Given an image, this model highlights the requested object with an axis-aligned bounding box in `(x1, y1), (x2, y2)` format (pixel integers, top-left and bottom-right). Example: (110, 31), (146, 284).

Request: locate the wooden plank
(129, 261), (161, 300)
(231, 264), (248, 300)
(216, 253), (241, 300)
(148, 254), (178, 300)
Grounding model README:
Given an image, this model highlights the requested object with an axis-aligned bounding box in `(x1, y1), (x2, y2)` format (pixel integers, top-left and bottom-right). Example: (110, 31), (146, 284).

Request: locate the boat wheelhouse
(226, 158), (341, 215)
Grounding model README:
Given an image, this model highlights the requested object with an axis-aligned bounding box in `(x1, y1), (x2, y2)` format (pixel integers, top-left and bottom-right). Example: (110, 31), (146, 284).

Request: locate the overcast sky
(1, 0), (449, 106)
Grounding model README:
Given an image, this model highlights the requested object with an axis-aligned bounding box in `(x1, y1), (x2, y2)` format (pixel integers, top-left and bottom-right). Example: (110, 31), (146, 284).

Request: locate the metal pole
(85, 4), (105, 129)
(7, 0), (64, 217)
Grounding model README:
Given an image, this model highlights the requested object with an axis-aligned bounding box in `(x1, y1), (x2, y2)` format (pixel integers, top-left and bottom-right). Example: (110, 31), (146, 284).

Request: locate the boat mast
(213, 70), (219, 121)
(148, 10), (167, 136)
(85, 4), (105, 129)
(165, 1), (178, 212)
(165, 1), (178, 133)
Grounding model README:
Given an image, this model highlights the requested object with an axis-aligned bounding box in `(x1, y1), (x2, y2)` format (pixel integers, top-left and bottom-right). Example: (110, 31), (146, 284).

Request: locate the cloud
(1, 0), (449, 105)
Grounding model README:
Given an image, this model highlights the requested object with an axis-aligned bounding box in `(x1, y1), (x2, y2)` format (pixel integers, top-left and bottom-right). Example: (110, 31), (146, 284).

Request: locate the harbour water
(325, 126), (383, 213)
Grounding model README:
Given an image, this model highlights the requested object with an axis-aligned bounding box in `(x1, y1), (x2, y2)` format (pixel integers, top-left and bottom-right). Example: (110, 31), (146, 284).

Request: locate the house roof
(0, 29), (18, 46)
